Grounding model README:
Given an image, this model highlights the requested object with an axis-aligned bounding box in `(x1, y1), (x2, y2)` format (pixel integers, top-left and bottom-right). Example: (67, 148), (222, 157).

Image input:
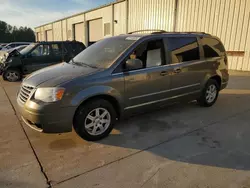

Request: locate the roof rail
(169, 31), (211, 35)
(128, 29), (167, 34)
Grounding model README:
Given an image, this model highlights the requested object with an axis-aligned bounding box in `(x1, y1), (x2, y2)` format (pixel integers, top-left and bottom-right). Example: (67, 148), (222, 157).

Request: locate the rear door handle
(173, 68), (181, 74)
(160, 71), (168, 76)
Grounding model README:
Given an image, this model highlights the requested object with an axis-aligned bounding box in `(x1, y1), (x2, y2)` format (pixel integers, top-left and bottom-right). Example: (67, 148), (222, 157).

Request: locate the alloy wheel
(205, 84), (217, 103)
(6, 71), (19, 82)
(84, 108), (111, 136)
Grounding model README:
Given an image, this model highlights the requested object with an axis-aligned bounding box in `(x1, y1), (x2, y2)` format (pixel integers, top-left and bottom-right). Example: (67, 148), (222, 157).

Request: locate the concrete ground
(1, 71), (250, 188)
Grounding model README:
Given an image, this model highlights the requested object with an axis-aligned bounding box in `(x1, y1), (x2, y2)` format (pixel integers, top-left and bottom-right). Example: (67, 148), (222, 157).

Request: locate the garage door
(46, 30), (53, 41)
(74, 22), (85, 43)
(36, 32), (41, 41)
(89, 19), (103, 42)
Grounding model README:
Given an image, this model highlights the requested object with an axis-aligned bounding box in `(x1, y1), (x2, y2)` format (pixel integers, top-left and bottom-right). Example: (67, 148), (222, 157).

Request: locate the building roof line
(35, 0), (125, 29)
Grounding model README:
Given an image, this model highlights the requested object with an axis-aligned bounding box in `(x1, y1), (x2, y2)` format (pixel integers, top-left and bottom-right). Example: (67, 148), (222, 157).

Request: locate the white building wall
(53, 21), (62, 41)
(35, 0), (250, 71)
(114, 1), (127, 35)
(176, 0), (250, 71)
(62, 20), (67, 41)
(128, 0), (175, 32)
(86, 5), (113, 38)
(67, 14), (85, 41)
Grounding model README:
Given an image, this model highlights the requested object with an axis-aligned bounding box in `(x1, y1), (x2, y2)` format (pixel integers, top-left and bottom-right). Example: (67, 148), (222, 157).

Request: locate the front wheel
(73, 99), (117, 141)
(197, 79), (219, 107)
(3, 69), (22, 82)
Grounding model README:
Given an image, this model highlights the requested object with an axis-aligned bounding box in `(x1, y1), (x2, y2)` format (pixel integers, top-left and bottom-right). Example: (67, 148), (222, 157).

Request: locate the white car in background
(0, 42), (31, 51)
(0, 45), (28, 63)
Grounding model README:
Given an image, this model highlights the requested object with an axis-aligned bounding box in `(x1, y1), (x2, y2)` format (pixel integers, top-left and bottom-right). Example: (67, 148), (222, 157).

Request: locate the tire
(73, 99), (117, 141)
(3, 69), (22, 82)
(197, 79), (219, 107)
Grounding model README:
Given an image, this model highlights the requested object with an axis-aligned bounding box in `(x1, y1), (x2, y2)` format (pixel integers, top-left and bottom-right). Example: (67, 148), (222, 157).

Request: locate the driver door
(124, 38), (173, 111)
(22, 44), (53, 74)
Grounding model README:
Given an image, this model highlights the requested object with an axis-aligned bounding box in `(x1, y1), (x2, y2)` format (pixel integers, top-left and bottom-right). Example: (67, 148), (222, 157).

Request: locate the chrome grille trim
(18, 84), (35, 104)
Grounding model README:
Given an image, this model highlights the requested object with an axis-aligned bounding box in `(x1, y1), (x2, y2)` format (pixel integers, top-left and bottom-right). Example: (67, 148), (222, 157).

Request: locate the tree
(0, 21), (35, 43)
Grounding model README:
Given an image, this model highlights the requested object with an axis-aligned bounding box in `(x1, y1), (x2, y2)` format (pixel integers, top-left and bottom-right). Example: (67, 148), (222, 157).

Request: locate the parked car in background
(0, 40), (86, 82)
(0, 45), (29, 64)
(0, 43), (7, 50)
(1, 42), (31, 51)
(17, 31), (229, 141)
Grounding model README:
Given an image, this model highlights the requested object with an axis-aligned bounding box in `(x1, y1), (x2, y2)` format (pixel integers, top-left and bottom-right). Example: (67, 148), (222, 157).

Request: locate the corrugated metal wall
(176, 0), (250, 71)
(62, 20), (67, 41)
(128, 0), (175, 32)
(35, 0), (250, 71)
(114, 1), (127, 35)
(86, 6), (113, 39)
(53, 21), (62, 41)
(45, 30), (53, 41)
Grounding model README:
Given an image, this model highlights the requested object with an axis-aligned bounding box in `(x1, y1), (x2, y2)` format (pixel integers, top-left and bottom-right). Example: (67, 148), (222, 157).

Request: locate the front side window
(31, 44), (50, 57)
(167, 37), (200, 64)
(126, 39), (165, 70)
(9, 44), (16, 48)
(201, 37), (225, 58)
(20, 44), (36, 55)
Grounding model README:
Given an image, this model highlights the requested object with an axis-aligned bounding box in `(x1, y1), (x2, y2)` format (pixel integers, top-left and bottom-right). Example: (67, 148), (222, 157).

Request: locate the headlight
(34, 87), (65, 102)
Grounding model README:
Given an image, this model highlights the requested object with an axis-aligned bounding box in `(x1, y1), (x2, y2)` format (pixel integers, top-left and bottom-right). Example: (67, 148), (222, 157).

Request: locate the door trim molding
(129, 83), (200, 100)
(125, 90), (200, 110)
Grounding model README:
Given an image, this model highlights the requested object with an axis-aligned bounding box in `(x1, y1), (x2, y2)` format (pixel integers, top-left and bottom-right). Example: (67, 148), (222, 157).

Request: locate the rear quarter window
(201, 37), (225, 58)
(167, 37), (200, 64)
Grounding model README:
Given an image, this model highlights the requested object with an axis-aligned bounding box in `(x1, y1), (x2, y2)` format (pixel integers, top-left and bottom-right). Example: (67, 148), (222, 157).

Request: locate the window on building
(31, 44), (50, 57)
(104, 23), (111, 36)
(201, 37), (225, 58)
(167, 37), (200, 64)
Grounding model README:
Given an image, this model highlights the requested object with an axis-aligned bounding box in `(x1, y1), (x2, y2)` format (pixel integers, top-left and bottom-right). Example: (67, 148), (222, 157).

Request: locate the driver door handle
(173, 68), (181, 74)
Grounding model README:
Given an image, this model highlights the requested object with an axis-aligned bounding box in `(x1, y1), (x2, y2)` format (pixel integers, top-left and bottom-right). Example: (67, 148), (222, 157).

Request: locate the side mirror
(125, 59), (143, 71)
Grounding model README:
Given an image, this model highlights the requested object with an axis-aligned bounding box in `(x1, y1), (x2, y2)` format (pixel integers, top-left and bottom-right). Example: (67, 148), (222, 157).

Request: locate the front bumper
(0, 63), (5, 75)
(221, 81), (228, 90)
(17, 98), (76, 133)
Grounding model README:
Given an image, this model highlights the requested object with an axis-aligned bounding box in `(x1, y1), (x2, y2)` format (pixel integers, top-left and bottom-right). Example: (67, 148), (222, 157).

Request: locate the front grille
(18, 85), (34, 103)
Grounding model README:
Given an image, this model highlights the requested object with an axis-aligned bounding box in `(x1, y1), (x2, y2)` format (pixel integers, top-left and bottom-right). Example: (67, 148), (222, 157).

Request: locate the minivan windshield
(20, 43), (36, 55)
(71, 37), (135, 69)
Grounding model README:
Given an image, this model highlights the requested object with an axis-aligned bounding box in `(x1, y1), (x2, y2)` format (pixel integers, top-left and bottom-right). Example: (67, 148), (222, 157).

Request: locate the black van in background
(0, 40), (86, 82)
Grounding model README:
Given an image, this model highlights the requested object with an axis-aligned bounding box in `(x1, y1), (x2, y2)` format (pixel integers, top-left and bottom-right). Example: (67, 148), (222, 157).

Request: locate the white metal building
(35, 0), (250, 71)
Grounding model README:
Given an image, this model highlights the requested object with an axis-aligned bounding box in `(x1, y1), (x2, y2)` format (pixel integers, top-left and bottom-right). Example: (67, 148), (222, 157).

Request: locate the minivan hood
(24, 62), (99, 87)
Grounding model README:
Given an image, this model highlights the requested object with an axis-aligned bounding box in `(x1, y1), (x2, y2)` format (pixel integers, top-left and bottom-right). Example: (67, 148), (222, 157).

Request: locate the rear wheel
(3, 69), (22, 82)
(197, 79), (219, 107)
(73, 99), (116, 141)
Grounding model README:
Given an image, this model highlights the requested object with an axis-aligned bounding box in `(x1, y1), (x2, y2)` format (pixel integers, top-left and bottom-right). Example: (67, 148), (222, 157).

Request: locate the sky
(0, 0), (114, 29)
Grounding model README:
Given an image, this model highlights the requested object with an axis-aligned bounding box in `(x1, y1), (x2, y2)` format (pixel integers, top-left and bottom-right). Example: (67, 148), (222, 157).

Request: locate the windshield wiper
(80, 62), (98, 69)
(71, 61), (98, 69)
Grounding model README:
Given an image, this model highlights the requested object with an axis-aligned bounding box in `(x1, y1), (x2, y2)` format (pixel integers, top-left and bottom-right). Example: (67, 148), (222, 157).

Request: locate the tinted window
(202, 37), (225, 58)
(51, 43), (63, 56)
(70, 42), (85, 55)
(167, 37), (200, 64)
(31, 44), (50, 57)
(5, 44), (15, 49)
(127, 39), (165, 69)
(20, 44), (36, 55)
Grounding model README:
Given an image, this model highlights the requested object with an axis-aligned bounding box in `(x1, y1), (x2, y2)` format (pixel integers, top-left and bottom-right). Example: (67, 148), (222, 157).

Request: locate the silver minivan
(17, 31), (229, 141)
